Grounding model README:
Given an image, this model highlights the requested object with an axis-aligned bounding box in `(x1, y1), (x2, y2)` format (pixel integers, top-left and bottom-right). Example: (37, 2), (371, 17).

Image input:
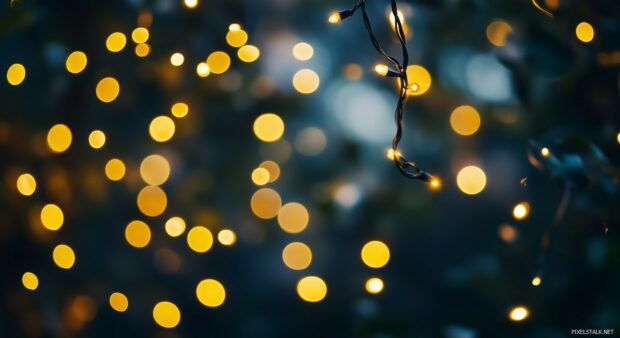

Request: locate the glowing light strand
(330, 0), (434, 183)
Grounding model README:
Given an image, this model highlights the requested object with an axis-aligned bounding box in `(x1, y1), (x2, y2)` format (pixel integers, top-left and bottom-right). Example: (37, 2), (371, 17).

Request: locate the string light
(328, 0), (435, 183)
(508, 306), (530, 322)
(531, 276), (542, 286)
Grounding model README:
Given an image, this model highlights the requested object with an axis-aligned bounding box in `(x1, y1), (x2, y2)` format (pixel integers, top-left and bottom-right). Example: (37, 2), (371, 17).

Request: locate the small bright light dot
(165, 216), (186, 237)
(616, 132), (620, 144)
(149, 116), (176, 142)
(282, 242), (312, 270)
(131, 27), (149, 43)
(52, 244), (75, 269)
(576, 22), (594, 43)
(237, 45), (260, 63)
(170, 102), (189, 118)
(184, 0), (198, 9)
(40, 203), (64, 231)
(365, 277), (384, 294)
(531, 276), (541, 286)
(96, 77), (120, 103)
(386, 148), (401, 161)
(22, 272), (39, 291)
(259, 161), (280, 182)
(105, 158), (126, 181)
(450, 105), (481, 136)
(109, 292), (129, 312)
(456, 165), (487, 195)
(253, 113), (285, 142)
(137, 185), (167, 217)
(292, 69), (320, 94)
(88, 130), (106, 149)
(361, 241), (390, 268)
(513, 202), (530, 220)
(187, 226), (214, 253)
(430, 178), (441, 190)
(498, 224), (518, 243)
(541, 147), (550, 157)
(404, 65), (431, 96)
(374, 64), (389, 76)
(47, 124), (72, 153)
(328, 12), (341, 24)
(125, 220), (151, 248)
(196, 279), (226, 307)
(106, 32), (127, 52)
(509, 306), (530, 322)
(297, 276), (327, 302)
(152, 301), (181, 328)
(196, 62), (210, 77)
(292, 42), (314, 61)
(170, 52), (185, 66)
(217, 229), (236, 246)
(16, 173), (36, 196)
(277, 202), (309, 234)
(250, 188), (282, 219)
(6, 63), (26, 85)
(135, 43), (150, 57)
(226, 29), (248, 48)
(229, 23), (241, 31)
(207, 51), (231, 74)
(140, 154), (170, 186)
(65, 51), (88, 74)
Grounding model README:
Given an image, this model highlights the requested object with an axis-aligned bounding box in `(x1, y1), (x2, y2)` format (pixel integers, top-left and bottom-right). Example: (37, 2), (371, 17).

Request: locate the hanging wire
(329, 1), (436, 184)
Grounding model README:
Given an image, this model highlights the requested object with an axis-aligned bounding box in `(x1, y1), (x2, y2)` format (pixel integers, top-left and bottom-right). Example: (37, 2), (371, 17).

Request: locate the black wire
(342, 0), (433, 182)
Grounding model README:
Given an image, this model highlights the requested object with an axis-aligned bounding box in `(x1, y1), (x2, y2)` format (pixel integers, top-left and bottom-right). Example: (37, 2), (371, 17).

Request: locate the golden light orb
(282, 242), (312, 270)
(47, 124), (72, 153)
(109, 292), (129, 312)
(125, 220), (152, 248)
(576, 22), (594, 43)
(170, 52), (185, 66)
(297, 276), (327, 302)
(450, 105), (481, 136)
(486, 20), (513, 47)
(135, 43), (151, 57)
(105, 158), (126, 181)
(171, 102), (189, 118)
(259, 161), (280, 182)
(456, 166), (487, 195)
(251, 167), (270, 186)
(292, 42), (314, 61)
(16, 173), (36, 196)
(106, 32), (127, 52)
(52, 244), (76, 269)
(149, 115), (176, 142)
(187, 226), (214, 253)
(165, 216), (186, 237)
(140, 154), (170, 186)
(374, 64), (389, 77)
(96, 77), (120, 103)
(292, 69), (320, 94)
(531, 276), (541, 286)
(152, 301), (181, 328)
(541, 147), (550, 157)
(7, 63), (26, 85)
(253, 113), (285, 142)
(196, 279), (226, 307)
(183, 0), (198, 9)
(512, 202), (530, 220)
(237, 45), (260, 63)
(328, 12), (341, 24)
(88, 130), (106, 149)
(361, 240), (391, 268)
(196, 62), (210, 77)
(207, 51), (231, 74)
(226, 29), (248, 48)
(22, 272), (39, 291)
(365, 277), (384, 294)
(404, 65), (431, 96)
(65, 51), (88, 74)
(509, 306), (530, 322)
(277, 202), (309, 234)
(217, 229), (236, 246)
(131, 27), (150, 43)
(137, 186), (168, 217)
(40, 203), (64, 231)
(250, 188), (282, 219)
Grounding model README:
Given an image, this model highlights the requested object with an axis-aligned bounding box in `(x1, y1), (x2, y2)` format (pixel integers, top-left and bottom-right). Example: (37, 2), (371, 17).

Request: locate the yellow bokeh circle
(196, 279), (226, 307)
(361, 240), (390, 268)
(296, 276), (327, 302)
(456, 165), (487, 195)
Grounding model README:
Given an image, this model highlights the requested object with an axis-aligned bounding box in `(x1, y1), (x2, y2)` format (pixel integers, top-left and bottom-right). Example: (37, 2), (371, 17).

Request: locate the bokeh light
(217, 229), (236, 246)
(196, 279), (226, 307)
(361, 240), (390, 268)
(295, 127), (327, 156)
(88, 130), (106, 149)
(40, 203), (64, 231)
(165, 216), (186, 237)
(456, 166), (487, 195)
(509, 306), (530, 322)
(207, 51), (231, 74)
(136, 185), (168, 217)
(16, 173), (36, 196)
(152, 301), (181, 328)
(140, 154), (170, 186)
(576, 22), (595, 43)
(365, 277), (384, 294)
(250, 188), (282, 219)
(109, 292), (129, 312)
(251, 167), (270, 186)
(125, 220), (152, 248)
(292, 69), (320, 94)
(486, 20), (513, 47)
(187, 226), (214, 253)
(226, 27), (248, 47)
(450, 105), (481, 136)
(47, 124), (72, 153)
(65, 51), (88, 74)
(237, 45), (260, 63)
(149, 116), (176, 142)
(297, 276), (327, 302)
(106, 32), (126, 52)
(259, 161), (280, 182)
(171, 102), (189, 118)
(22, 272), (39, 291)
(292, 42), (314, 61)
(512, 202), (530, 220)
(277, 202), (309, 234)
(105, 158), (126, 181)
(6, 63), (26, 85)
(96, 77), (120, 103)
(404, 65), (431, 95)
(131, 27), (149, 43)
(282, 242), (312, 270)
(170, 52), (185, 66)
(52, 244), (76, 269)
(531, 276), (542, 286)
(253, 113), (284, 142)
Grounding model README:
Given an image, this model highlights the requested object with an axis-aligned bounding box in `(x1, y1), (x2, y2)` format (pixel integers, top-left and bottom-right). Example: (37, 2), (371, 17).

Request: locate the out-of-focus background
(1, 0), (619, 337)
